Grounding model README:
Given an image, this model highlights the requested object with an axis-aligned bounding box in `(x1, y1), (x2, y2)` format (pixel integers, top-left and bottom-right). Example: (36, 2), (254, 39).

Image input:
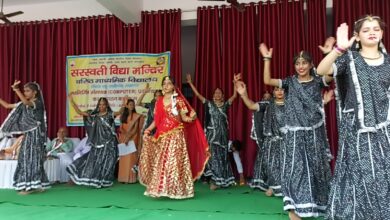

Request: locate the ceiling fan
(198, 0), (245, 12)
(0, 0), (23, 24)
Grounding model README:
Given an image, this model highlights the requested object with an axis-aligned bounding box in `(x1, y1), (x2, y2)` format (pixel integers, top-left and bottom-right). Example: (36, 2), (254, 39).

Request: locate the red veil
(153, 89), (209, 180)
(179, 89), (209, 180)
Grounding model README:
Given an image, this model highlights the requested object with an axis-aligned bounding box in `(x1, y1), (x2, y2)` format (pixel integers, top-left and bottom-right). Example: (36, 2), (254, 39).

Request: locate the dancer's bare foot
(239, 175), (245, 186)
(265, 188), (273, 196)
(210, 183), (219, 191)
(18, 190), (33, 195)
(288, 211), (301, 220)
(67, 180), (75, 186)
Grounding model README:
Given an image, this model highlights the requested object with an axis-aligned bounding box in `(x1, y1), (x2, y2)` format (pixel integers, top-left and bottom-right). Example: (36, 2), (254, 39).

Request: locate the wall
(3, 0), (110, 22)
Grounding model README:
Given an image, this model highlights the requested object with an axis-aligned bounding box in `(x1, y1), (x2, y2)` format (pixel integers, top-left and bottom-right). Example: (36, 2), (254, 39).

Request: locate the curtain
(221, 3), (259, 176)
(142, 9), (182, 87)
(333, 0), (390, 47)
(0, 11), (182, 138)
(306, 0), (327, 65)
(193, 6), (222, 121)
(194, 0), (308, 177)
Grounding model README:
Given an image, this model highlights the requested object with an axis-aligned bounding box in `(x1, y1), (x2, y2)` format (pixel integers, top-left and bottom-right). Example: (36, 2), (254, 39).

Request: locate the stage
(0, 182), (321, 220)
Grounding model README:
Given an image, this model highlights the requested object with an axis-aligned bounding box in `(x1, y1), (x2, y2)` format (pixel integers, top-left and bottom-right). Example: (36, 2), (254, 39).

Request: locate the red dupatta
(153, 90), (209, 180)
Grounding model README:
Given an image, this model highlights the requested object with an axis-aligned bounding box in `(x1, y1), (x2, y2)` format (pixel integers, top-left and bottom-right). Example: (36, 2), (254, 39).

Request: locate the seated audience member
(72, 135), (91, 161)
(46, 127), (74, 182)
(46, 127), (73, 157)
(0, 135), (14, 151)
(0, 135), (24, 160)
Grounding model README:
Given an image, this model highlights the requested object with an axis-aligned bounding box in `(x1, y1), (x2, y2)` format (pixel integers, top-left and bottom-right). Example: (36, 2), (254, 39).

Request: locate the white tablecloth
(0, 159), (60, 189)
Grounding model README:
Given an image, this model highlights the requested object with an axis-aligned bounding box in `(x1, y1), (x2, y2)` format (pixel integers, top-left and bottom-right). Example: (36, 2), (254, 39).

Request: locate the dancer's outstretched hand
(11, 80), (21, 90)
(67, 94), (74, 101)
(259, 43), (273, 58)
(323, 90), (335, 104)
(143, 129), (151, 136)
(189, 111), (197, 121)
(336, 23), (356, 50)
(235, 81), (247, 96)
(233, 73), (241, 82)
(186, 73), (192, 83)
(121, 95), (129, 106)
(318, 37), (336, 54)
(144, 83), (151, 93)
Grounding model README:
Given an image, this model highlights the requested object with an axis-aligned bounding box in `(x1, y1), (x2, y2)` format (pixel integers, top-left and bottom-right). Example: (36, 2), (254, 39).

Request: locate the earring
(355, 41), (360, 49)
(380, 40), (387, 54)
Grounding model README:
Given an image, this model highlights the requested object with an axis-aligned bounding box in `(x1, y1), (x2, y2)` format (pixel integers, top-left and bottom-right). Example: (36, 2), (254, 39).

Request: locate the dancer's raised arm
(235, 81), (259, 111)
(186, 73), (206, 103)
(0, 98), (15, 109)
(136, 83), (151, 107)
(259, 43), (279, 87)
(318, 36), (336, 55)
(11, 80), (35, 107)
(113, 96), (127, 117)
(317, 23), (356, 76)
(68, 94), (89, 117)
(227, 73), (240, 104)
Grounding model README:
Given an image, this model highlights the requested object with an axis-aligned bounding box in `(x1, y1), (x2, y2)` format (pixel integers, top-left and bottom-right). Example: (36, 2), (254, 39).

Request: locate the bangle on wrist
(263, 57), (272, 61)
(334, 45), (346, 55)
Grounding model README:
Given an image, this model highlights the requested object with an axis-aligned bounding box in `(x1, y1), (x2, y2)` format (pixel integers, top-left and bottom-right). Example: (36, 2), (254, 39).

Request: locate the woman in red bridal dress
(139, 76), (209, 199)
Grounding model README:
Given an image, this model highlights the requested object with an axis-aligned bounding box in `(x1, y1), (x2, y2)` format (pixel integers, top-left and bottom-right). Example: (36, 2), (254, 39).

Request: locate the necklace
(298, 76), (313, 83)
(360, 53), (382, 60)
(98, 111), (107, 116)
(214, 101), (223, 107)
(275, 101), (284, 105)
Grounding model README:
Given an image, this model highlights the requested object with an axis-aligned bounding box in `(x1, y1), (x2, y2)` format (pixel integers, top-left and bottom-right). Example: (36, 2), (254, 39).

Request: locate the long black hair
(214, 87), (224, 95)
(161, 75), (175, 86)
(231, 140), (242, 151)
(120, 98), (136, 123)
(353, 15), (386, 34)
(24, 82), (41, 99)
(352, 15), (387, 53)
(92, 97), (112, 115)
(153, 90), (162, 98)
(292, 51), (316, 76)
(293, 50), (313, 65)
(24, 82), (47, 137)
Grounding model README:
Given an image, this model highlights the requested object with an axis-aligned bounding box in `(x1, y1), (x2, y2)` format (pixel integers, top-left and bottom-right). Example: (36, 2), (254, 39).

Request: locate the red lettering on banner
(110, 65), (130, 75)
(70, 65), (107, 77)
(132, 65), (164, 75)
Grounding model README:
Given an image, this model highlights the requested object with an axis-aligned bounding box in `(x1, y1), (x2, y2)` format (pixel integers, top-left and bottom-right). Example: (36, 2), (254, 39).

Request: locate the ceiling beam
(96, 0), (142, 24)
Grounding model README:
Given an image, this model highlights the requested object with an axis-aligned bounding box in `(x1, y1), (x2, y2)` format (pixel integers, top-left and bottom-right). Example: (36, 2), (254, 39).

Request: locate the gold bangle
(263, 57), (272, 61)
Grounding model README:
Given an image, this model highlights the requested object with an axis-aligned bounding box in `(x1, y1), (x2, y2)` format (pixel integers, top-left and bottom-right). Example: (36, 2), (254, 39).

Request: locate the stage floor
(0, 182), (322, 220)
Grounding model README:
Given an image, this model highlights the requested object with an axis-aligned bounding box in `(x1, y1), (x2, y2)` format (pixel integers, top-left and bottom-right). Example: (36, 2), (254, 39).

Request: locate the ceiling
(3, 0), (75, 6)
(1, 0), (333, 24)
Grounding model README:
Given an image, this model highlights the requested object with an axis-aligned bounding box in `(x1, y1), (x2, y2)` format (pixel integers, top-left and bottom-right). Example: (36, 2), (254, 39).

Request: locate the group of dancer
(0, 15), (389, 220)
